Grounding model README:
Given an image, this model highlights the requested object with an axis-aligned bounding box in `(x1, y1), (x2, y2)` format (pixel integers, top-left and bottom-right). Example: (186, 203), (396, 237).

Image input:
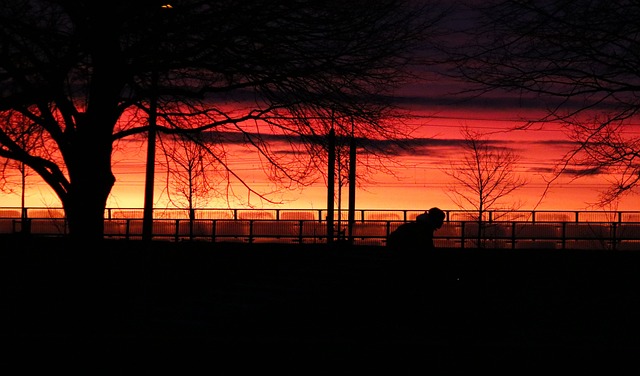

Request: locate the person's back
(386, 221), (436, 253)
(386, 221), (423, 249)
(386, 207), (445, 250)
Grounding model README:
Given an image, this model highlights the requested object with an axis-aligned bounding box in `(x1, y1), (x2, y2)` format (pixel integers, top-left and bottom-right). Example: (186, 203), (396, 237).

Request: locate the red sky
(1, 61), (639, 212)
(1, 4), (638, 214)
(2, 102), (637, 213)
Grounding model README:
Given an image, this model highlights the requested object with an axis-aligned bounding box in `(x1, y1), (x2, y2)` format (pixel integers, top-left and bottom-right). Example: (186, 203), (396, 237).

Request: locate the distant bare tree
(157, 133), (223, 216)
(442, 126), (528, 247)
(157, 132), (230, 238)
(0, 0), (447, 240)
(443, 0), (640, 208)
(0, 111), (45, 218)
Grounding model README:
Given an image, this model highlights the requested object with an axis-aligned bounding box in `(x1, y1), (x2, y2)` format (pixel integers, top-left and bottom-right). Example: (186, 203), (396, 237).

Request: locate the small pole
(347, 120), (356, 245)
(142, 68), (158, 241)
(327, 127), (335, 244)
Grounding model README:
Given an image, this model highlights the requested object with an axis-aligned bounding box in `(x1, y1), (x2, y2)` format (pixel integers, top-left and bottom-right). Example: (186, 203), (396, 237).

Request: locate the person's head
(416, 207), (446, 229)
(427, 207), (445, 229)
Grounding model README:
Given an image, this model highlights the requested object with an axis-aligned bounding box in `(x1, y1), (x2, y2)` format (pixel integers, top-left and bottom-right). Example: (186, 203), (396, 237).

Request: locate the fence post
(125, 219), (131, 240)
(298, 220), (304, 244)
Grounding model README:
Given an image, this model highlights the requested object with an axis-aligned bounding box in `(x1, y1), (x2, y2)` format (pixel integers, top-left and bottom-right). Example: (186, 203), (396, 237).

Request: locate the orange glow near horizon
(1, 107), (639, 212)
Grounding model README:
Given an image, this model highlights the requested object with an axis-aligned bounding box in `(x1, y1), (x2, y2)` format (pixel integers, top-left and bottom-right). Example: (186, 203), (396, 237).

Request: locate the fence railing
(2, 206), (640, 222)
(1, 207), (639, 250)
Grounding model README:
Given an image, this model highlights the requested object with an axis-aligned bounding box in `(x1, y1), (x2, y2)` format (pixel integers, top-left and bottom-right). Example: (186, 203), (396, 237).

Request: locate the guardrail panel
(617, 224), (640, 240)
(30, 219), (67, 235)
(514, 223), (561, 239)
(564, 223), (612, 239)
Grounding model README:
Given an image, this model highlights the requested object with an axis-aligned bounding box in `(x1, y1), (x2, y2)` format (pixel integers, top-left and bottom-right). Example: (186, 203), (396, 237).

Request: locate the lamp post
(142, 4), (172, 241)
(326, 127), (336, 244)
(347, 119), (356, 244)
(141, 67), (158, 242)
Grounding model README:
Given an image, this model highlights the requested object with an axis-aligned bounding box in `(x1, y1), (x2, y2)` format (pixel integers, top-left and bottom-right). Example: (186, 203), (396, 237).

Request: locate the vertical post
(142, 4), (173, 242)
(347, 124), (356, 245)
(327, 128), (335, 244)
(142, 68), (158, 241)
(337, 144), (342, 240)
(20, 162), (26, 219)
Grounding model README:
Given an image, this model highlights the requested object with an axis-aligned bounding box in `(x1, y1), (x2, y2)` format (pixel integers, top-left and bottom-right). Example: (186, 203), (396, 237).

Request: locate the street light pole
(142, 60), (158, 241)
(347, 119), (356, 244)
(326, 127), (336, 244)
(142, 4), (173, 241)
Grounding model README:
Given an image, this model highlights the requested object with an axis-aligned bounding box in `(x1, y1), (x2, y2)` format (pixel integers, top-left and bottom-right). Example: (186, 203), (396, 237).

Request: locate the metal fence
(1, 207), (639, 250)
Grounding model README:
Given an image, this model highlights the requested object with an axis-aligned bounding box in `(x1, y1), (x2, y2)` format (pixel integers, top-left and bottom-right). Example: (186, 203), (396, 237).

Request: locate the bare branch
(439, 0), (640, 207)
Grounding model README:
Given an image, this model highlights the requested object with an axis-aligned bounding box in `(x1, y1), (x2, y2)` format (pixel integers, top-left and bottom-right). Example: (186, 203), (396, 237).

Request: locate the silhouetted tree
(157, 133), (223, 217)
(0, 111), (45, 219)
(0, 0), (446, 240)
(442, 126), (528, 247)
(157, 132), (229, 238)
(444, 0), (640, 207)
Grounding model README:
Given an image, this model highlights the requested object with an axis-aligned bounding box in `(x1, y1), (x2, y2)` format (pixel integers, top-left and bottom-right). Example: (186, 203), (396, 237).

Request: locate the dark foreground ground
(2, 235), (640, 373)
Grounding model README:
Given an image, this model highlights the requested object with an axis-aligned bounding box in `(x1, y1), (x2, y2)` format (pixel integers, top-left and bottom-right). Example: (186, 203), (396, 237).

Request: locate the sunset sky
(1, 2), (639, 214)
(2, 88), (638, 213)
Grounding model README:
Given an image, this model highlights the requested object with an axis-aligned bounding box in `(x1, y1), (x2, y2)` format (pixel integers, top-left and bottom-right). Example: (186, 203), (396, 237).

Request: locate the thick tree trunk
(66, 188), (110, 241)
(62, 37), (122, 241)
(65, 160), (115, 241)
(64, 115), (116, 241)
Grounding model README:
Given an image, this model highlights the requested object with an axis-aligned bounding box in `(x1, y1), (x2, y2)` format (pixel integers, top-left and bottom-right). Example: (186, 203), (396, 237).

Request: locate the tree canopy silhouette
(0, 0), (445, 240)
(443, 0), (640, 207)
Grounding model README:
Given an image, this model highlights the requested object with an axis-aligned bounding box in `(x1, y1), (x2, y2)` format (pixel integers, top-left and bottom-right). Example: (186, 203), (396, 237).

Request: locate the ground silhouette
(2, 235), (639, 372)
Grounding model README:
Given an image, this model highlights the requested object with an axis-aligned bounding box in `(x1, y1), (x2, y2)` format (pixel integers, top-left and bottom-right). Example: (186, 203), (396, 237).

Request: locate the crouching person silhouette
(386, 207), (446, 250)
(386, 207), (447, 322)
